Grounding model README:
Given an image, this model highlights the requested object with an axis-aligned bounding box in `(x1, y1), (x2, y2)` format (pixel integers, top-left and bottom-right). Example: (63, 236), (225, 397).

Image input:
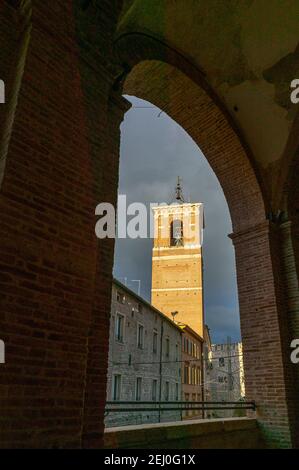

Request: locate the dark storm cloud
(113, 95), (241, 344)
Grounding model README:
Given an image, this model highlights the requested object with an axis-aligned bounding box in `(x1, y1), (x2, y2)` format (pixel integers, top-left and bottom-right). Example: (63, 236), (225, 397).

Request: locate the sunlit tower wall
(151, 202), (204, 337)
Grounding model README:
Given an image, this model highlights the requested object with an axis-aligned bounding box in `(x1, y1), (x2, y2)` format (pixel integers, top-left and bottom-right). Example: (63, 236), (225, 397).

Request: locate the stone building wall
(105, 280), (182, 427)
(208, 342), (245, 418)
(180, 326), (204, 420)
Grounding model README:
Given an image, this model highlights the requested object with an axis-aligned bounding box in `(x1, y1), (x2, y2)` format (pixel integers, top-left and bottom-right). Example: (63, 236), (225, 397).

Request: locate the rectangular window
(137, 303), (143, 313)
(136, 377), (142, 401)
(184, 365), (188, 384)
(164, 381), (169, 401)
(192, 393), (196, 414)
(175, 383), (179, 401)
(152, 379), (157, 401)
(165, 338), (170, 358)
(197, 367), (201, 385)
(112, 374), (121, 401)
(219, 357), (225, 367)
(185, 393), (190, 417)
(153, 330), (158, 354)
(175, 343), (179, 362)
(137, 323), (144, 349)
(115, 313), (124, 342)
(116, 291), (125, 304)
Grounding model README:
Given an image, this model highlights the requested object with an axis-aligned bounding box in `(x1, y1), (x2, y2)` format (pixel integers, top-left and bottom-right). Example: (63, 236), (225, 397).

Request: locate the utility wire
(112, 353), (243, 366)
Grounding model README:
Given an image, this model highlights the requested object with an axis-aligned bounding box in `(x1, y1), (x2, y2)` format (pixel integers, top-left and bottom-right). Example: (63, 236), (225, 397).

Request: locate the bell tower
(151, 179), (204, 337)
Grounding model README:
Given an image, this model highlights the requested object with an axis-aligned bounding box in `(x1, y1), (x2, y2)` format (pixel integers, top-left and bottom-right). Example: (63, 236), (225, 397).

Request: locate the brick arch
(112, 37), (298, 447)
(288, 156), (299, 274)
(115, 30), (269, 231)
(283, 141), (299, 447)
(283, 111), (299, 283)
(122, 59), (265, 233)
(286, 148), (299, 338)
(0, 0), (32, 188)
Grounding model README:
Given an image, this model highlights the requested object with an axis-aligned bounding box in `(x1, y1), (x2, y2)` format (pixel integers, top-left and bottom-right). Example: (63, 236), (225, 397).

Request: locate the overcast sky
(113, 95), (241, 344)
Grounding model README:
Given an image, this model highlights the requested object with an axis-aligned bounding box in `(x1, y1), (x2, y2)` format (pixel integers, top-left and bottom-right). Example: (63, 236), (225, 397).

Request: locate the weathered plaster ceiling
(116, 0), (299, 185)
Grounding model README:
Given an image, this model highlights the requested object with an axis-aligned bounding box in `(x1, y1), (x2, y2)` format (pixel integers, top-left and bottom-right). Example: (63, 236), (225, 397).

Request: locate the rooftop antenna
(131, 279), (141, 296)
(175, 176), (185, 203)
(119, 276), (127, 286)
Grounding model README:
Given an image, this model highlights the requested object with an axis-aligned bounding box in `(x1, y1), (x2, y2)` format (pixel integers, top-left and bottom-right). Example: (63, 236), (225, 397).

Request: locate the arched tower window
(170, 219), (184, 246)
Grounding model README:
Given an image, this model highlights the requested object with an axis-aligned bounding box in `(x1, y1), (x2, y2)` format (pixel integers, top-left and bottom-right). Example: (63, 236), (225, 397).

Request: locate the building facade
(105, 280), (182, 428)
(208, 341), (245, 418)
(180, 324), (204, 419)
(151, 200), (204, 337)
(203, 325), (213, 415)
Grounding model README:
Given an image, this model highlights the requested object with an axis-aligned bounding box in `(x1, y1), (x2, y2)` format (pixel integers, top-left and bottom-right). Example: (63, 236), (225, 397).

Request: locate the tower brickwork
(151, 201), (204, 337)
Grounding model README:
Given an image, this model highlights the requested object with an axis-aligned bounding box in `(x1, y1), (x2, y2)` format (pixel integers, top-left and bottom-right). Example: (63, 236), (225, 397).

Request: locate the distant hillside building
(105, 279), (182, 428)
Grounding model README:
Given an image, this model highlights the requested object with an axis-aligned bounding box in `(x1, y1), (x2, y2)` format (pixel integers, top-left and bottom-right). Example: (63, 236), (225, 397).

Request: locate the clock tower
(151, 179), (204, 337)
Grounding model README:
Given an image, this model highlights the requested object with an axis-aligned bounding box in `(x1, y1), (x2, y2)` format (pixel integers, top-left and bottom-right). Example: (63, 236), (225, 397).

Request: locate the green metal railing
(105, 400), (256, 413)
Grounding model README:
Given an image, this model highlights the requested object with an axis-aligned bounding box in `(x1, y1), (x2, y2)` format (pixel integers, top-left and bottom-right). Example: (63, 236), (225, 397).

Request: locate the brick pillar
(0, 0), (124, 448)
(231, 220), (297, 448)
(279, 220), (299, 447)
(81, 92), (129, 448)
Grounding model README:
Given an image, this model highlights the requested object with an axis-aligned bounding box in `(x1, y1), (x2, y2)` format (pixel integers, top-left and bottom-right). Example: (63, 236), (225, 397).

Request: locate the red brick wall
(0, 0), (123, 448)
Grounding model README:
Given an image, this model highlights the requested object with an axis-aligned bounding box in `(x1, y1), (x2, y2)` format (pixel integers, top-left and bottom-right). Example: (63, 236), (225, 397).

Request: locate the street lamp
(171, 311), (178, 322)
